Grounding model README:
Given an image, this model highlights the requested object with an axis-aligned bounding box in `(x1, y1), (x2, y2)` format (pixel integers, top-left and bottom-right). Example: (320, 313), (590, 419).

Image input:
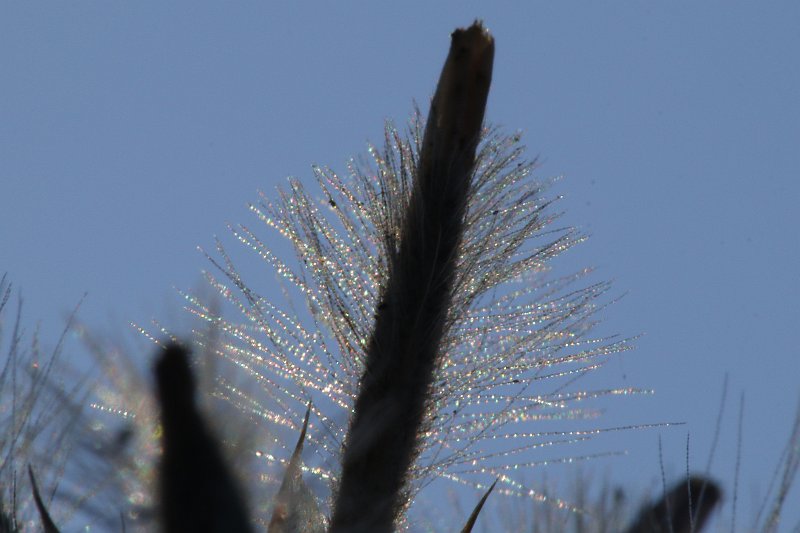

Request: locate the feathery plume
(184, 20), (638, 528)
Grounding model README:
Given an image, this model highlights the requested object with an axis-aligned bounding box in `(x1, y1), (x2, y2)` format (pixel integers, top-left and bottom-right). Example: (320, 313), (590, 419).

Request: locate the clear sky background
(2, 3), (799, 530)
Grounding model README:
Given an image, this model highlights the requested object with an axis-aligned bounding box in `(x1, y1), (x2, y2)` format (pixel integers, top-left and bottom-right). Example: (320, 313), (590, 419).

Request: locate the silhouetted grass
(155, 342), (252, 533)
(624, 476), (721, 533)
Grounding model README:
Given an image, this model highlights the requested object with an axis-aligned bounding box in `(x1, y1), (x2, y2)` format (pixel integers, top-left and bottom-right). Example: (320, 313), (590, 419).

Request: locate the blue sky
(2, 3), (799, 530)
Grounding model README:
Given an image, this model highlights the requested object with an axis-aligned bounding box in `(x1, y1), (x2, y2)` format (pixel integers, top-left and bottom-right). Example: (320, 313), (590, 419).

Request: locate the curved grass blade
(460, 478), (498, 533)
(27, 465), (60, 533)
(268, 404), (325, 533)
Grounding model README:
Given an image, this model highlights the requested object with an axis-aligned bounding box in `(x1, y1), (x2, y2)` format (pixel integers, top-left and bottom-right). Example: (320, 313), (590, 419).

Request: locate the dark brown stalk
(624, 476), (721, 533)
(154, 342), (252, 533)
(329, 21), (494, 533)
